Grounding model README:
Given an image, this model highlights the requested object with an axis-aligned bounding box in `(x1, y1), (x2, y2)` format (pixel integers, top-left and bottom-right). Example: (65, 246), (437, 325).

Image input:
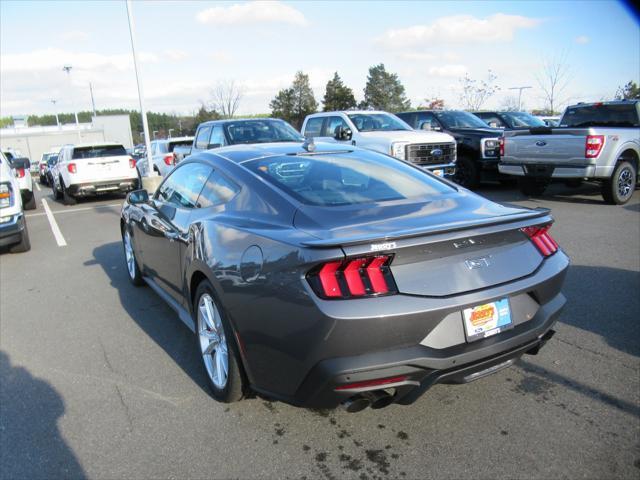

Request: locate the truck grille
(405, 143), (456, 166)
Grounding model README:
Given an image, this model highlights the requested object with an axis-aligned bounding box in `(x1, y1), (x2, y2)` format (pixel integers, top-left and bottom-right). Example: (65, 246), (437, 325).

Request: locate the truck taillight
(307, 255), (397, 299)
(499, 137), (505, 156)
(521, 225), (559, 257)
(0, 183), (12, 208)
(163, 154), (175, 166)
(67, 163), (77, 174)
(129, 158), (136, 169)
(585, 135), (605, 158)
(15, 168), (25, 178)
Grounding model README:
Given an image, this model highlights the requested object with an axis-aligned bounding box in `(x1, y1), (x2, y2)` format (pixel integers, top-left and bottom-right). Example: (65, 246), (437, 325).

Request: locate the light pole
(126, 0), (155, 179)
(508, 86), (532, 111)
(168, 128), (174, 138)
(51, 99), (60, 128)
(62, 65), (81, 140)
(152, 130), (158, 139)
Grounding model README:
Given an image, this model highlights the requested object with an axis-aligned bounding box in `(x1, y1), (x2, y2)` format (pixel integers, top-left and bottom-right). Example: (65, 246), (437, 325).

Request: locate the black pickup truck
(396, 110), (503, 189)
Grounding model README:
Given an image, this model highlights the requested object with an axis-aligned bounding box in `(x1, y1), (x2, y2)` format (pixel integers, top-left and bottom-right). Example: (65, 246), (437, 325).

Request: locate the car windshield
(244, 149), (453, 207)
(502, 112), (546, 128)
(72, 145), (127, 159)
(168, 140), (193, 152)
(224, 120), (303, 144)
(560, 104), (640, 127)
(47, 155), (58, 166)
(347, 113), (411, 132)
(434, 111), (489, 129)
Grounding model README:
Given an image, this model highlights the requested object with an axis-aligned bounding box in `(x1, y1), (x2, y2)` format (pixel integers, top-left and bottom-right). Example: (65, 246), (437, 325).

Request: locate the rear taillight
(521, 225), (559, 257)
(67, 163), (77, 174)
(499, 137), (505, 156)
(308, 255), (397, 299)
(15, 168), (25, 178)
(585, 135), (605, 158)
(0, 183), (12, 208)
(129, 157), (136, 168)
(163, 153), (175, 166)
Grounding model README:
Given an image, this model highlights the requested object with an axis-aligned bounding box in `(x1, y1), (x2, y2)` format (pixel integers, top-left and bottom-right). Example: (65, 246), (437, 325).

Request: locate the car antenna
(302, 136), (316, 152)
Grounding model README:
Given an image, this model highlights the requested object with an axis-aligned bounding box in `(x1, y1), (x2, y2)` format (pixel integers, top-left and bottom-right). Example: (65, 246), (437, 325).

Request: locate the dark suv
(397, 110), (503, 189)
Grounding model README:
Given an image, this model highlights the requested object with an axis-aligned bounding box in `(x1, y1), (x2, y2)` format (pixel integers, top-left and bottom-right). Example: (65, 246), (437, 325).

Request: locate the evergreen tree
(616, 80), (640, 100)
(270, 71), (318, 129)
(322, 72), (356, 111)
(361, 64), (410, 112)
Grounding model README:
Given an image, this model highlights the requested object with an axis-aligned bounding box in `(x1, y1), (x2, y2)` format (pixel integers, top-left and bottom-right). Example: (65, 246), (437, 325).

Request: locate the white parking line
(25, 203), (122, 218)
(34, 182), (41, 192)
(41, 199), (67, 247)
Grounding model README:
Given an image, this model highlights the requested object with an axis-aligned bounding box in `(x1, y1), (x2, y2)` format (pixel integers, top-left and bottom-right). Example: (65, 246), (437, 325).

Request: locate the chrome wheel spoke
(197, 293), (229, 390)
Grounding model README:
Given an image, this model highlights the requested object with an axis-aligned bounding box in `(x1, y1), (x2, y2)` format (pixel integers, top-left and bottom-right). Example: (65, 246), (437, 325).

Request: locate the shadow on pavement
(85, 242), (212, 395)
(0, 351), (86, 480)
(560, 265), (640, 357)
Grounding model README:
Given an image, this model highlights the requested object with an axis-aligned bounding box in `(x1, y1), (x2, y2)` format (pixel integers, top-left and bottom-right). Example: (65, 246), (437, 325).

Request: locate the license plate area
(462, 298), (513, 342)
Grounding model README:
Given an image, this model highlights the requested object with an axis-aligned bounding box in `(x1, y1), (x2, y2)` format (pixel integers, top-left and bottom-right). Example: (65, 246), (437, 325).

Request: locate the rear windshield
(560, 104), (639, 127)
(72, 145), (127, 159)
(244, 149), (452, 207)
(168, 140), (192, 152)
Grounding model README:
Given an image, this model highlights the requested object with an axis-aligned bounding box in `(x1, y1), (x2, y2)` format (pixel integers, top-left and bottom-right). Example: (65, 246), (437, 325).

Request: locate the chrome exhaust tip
(363, 390), (395, 410)
(341, 395), (371, 413)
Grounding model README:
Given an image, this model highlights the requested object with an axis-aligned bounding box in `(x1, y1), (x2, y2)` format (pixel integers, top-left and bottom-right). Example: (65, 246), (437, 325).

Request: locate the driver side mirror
(127, 189), (149, 205)
(334, 125), (353, 141)
(10, 157), (30, 170)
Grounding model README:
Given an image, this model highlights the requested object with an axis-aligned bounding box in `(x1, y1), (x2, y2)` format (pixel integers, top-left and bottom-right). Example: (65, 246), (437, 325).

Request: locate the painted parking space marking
(34, 182), (41, 191)
(26, 203), (122, 218)
(41, 198), (67, 247)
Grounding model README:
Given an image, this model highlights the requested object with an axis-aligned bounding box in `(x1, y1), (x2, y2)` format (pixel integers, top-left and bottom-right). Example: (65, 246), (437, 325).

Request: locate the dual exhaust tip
(341, 389), (395, 413)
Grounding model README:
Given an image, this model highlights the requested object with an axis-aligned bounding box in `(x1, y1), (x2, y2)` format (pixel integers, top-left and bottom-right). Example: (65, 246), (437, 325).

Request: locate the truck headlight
(390, 142), (408, 160)
(484, 139), (499, 148)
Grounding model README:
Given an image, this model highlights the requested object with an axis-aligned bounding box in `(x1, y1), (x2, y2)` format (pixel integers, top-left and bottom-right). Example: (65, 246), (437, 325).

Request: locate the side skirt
(143, 275), (195, 332)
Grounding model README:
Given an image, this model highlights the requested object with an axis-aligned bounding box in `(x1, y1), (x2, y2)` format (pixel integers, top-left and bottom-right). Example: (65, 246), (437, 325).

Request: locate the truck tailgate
(503, 128), (587, 163)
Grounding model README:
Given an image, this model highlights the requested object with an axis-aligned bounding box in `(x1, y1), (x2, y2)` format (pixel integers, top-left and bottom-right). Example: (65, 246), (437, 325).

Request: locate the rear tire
(53, 177), (62, 200)
(453, 155), (480, 189)
(194, 280), (245, 403)
(9, 220), (31, 253)
(23, 192), (36, 210)
(601, 160), (636, 205)
(518, 177), (549, 196)
(61, 181), (77, 206)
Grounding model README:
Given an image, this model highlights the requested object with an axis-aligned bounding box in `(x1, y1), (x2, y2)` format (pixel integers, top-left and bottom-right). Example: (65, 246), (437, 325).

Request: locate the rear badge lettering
(465, 257), (491, 269)
(370, 242), (396, 252)
(453, 238), (477, 249)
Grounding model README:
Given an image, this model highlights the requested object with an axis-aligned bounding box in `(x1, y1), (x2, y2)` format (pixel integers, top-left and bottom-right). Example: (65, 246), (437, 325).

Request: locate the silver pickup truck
(499, 100), (639, 204)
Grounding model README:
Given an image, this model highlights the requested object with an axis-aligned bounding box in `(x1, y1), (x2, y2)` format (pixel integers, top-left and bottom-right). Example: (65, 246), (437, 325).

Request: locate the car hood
(359, 130), (454, 144)
(446, 127), (503, 138)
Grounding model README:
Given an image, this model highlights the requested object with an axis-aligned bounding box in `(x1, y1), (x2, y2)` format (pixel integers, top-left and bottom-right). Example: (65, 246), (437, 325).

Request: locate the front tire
(23, 192), (36, 210)
(518, 177), (550, 196)
(453, 155), (480, 189)
(601, 160), (636, 205)
(9, 220), (31, 253)
(122, 227), (144, 286)
(194, 280), (244, 403)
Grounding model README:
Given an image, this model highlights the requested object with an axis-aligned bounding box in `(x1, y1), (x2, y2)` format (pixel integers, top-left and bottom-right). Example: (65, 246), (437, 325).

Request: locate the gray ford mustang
(120, 141), (569, 412)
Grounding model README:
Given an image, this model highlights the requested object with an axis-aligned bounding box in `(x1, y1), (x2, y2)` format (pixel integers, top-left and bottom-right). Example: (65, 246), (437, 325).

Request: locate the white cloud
(196, 1), (307, 26)
(575, 35), (590, 44)
(398, 52), (438, 61)
(164, 49), (189, 61)
(378, 14), (540, 48)
(428, 64), (467, 77)
(60, 30), (89, 41)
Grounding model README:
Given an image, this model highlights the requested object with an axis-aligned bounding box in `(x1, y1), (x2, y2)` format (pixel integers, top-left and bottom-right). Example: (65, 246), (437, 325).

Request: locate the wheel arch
(617, 147), (639, 177)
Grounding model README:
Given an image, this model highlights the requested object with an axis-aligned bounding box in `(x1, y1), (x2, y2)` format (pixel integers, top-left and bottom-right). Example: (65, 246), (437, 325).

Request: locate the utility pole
(63, 65), (82, 140)
(89, 82), (97, 118)
(51, 99), (60, 128)
(508, 86), (532, 111)
(168, 129), (174, 138)
(126, 0), (155, 179)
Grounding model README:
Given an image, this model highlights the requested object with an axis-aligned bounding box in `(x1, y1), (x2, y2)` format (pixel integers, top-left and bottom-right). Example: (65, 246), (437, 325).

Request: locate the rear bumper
(499, 161), (612, 179)
(0, 213), (25, 247)
(67, 179), (137, 197)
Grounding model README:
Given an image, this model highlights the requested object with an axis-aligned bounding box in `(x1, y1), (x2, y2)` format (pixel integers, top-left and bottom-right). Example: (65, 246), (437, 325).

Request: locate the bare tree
(459, 70), (500, 111)
(536, 53), (572, 115)
(210, 80), (244, 119)
(500, 96), (522, 111)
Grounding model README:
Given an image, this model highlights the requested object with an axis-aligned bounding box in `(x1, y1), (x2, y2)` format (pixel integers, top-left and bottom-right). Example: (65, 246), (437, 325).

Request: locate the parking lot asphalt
(1, 181), (639, 480)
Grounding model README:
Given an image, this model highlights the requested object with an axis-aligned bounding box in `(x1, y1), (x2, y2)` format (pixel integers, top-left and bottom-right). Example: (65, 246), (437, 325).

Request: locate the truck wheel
(9, 220), (31, 253)
(23, 192), (36, 210)
(601, 160), (636, 205)
(61, 181), (77, 206)
(518, 177), (549, 196)
(453, 155), (480, 189)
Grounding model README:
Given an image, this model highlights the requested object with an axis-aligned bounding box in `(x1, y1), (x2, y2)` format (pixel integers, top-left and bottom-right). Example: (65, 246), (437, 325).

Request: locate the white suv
(301, 111), (457, 177)
(1, 149), (35, 210)
(0, 151), (30, 253)
(52, 143), (138, 205)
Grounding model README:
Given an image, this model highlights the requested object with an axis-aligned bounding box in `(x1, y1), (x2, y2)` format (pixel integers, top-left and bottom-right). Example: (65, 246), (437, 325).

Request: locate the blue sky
(1, 0), (638, 117)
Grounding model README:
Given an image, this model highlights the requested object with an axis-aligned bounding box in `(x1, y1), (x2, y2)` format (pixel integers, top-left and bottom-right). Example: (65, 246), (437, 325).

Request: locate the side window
(208, 125), (226, 148)
(197, 170), (240, 208)
(195, 126), (212, 150)
(484, 114), (504, 128)
(156, 162), (213, 209)
(323, 116), (349, 137)
(416, 112), (438, 130)
(304, 117), (324, 137)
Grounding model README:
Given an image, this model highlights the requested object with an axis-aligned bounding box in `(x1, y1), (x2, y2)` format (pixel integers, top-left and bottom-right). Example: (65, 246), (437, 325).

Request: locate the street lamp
(508, 86), (532, 111)
(62, 65), (81, 140)
(168, 129), (174, 138)
(51, 99), (60, 128)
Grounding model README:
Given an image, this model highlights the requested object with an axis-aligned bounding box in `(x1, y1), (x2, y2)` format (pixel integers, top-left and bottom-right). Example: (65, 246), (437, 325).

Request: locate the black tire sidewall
(454, 156), (479, 189)
(604, 161), (636, 205)
(193, 280), (244, 402)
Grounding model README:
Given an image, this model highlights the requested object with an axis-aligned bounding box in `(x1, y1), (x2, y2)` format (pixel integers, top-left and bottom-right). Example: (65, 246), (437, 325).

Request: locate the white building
(0, 115), (134, 161)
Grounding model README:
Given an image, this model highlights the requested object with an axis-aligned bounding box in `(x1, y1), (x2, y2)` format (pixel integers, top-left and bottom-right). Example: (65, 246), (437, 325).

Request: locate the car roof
(198, 118), (286, 127)
(308, 110), (389, 117)
(152, 136), (193, 143)
(69, 142), (125, 148)
(568, 100), (639, 107)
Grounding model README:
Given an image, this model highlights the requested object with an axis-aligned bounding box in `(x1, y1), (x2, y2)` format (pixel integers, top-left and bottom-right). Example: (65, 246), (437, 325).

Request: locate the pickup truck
(499, 100), (640, 204)
(301, 111), (457, 178)
(396, 110), (501, 188)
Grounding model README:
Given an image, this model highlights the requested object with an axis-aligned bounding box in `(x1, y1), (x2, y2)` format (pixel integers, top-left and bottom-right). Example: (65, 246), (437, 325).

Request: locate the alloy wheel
(617, 167), (633, 199)
(123, 230), (136, 279)
(197, 293), (229, 389)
